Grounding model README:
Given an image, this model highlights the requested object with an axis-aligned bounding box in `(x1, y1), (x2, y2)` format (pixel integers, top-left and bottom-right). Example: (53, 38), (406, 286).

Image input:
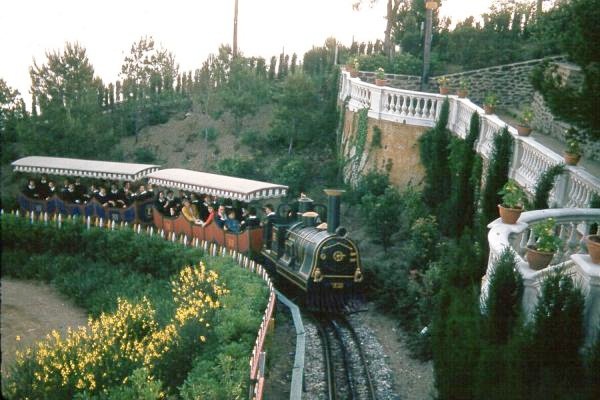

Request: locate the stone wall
(359, 71), (422, 91)
(341, 108), (426, 188)
(360, 55), (566, 109)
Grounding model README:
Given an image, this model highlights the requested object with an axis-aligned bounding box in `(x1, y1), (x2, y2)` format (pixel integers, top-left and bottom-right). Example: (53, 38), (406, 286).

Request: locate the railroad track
(315, 313), (377, 400)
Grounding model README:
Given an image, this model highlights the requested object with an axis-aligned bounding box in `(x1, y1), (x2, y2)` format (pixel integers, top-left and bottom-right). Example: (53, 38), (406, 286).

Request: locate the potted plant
(586, 234), (600, 264)
(457, 78), (468, 98)
(564, 129), (581, 165)
(526, 218), (561, 270)
(516, 106), (534, 137)
(484, 93), (498, 114)
(350, 58), (360, 78)
(498, 180), (527, 224)
(375, 67), (387, 86)
(437, 76), (450, 95)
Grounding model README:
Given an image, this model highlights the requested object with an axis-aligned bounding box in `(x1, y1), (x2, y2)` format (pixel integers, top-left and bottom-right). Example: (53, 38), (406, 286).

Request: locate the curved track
(314, 314), (377, 400)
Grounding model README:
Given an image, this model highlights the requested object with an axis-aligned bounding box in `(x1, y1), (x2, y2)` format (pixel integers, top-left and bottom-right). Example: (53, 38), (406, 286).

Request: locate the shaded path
(1, 278), (88, 379)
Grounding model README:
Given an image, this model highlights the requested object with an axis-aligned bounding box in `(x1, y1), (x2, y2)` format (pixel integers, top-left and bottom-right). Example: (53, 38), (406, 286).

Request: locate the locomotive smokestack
(324, 189), (345, 234)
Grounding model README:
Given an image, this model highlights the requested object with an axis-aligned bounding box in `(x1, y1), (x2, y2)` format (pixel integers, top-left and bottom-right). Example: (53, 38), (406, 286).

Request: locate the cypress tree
(108, 83), (115, 108)
(532, 163), (565, 210)
(419, 98), (451, 214)
(480, 127), (513, 225)
(484, 248), (523, 345)
(447, 111), (481, 236)
(268, 56), (277, 80)
(278, 53), (286, 78)
(290, 53), (297, 74)
(525, 272), (586, 398)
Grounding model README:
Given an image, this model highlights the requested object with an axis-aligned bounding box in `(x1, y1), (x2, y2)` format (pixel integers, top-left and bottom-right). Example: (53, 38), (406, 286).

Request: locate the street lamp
(421, 0), (438, 90)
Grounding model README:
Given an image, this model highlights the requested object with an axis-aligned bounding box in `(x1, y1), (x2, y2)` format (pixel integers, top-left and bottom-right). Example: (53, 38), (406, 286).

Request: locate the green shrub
(1, 215), (269, 399)
(132, 147), (157, 163)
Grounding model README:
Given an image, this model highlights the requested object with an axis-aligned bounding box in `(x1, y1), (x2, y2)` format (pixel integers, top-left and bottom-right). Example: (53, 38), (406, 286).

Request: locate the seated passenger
(96, 187), (110, 207)
(107, 184), (121, 207)
(181, 199), (203, 225)
(46, 181), (57, 199)
(155, 191), (167, 214)
(74, 178), (86, 201)
(136, 185), (152, 201)
(196, 194), (210, 221)
(224, 211), (241, 233)
(241, 206), (260, 230)
(215, 205), (227, 229)
(65, 183), (82, 204)
(164, 190), (180, 216)
(24, 179), (39, 198)
(60, 179), (70, 200)
(37, 175), (49, 199)
(203, 205), (215, 227)
(121, 186), (134, 207)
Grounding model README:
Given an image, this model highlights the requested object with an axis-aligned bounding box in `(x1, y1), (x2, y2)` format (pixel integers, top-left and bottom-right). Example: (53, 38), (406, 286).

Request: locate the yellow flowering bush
(5, 262), (228, 399)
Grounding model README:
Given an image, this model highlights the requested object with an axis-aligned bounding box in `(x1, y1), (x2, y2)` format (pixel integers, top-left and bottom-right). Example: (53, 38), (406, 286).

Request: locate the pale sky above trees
(1, 0), (496, 104)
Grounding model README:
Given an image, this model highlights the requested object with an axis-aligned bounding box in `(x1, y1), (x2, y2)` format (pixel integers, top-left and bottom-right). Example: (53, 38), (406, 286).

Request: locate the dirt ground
(0, 278), (89, 381)
(359, 303), (437, 400)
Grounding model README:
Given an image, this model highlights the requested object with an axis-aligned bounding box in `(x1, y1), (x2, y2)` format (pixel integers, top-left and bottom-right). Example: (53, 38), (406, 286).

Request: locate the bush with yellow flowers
(4, 262), (228, 399)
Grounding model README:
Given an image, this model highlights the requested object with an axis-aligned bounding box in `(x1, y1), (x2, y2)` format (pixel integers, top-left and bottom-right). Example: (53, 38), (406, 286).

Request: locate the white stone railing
(484, 208), (600, 345)
(339, 69), (600, 208)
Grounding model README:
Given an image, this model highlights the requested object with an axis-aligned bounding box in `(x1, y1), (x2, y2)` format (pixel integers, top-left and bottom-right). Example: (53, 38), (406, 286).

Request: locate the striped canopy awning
(12, 156), (160, 181)
(147, 168), (288, 201)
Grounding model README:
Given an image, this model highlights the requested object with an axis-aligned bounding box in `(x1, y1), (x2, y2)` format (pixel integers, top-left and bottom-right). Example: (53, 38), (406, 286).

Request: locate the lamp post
(421, 1), (438, 90)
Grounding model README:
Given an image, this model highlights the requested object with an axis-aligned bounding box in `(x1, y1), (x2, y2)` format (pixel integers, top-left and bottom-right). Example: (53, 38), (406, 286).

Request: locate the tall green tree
(480, 127), (513, 225)
(0, 79), (27, 163)
(220, 57), (269, 134)
(531, 0), (600, 141)
(271, 72), (319, 155)
(27, 42), (114, 158)
(419, 98), (451, 215)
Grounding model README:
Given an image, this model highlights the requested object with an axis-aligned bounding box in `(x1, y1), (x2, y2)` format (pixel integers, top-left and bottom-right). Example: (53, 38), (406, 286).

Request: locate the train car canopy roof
(147, 168), (288, 201)
(12, 156), (160, 181)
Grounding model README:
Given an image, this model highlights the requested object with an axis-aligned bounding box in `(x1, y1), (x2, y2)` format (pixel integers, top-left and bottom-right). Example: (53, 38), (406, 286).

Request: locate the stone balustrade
(339, 69), (600, 209)
(484, 208), (600, 345)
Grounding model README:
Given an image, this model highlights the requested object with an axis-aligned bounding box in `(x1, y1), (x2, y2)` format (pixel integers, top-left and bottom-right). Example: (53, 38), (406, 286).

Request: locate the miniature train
(12, 156), (363, 310)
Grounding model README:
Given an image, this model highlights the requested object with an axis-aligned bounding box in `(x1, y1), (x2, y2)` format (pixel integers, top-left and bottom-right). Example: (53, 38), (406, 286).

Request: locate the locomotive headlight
(313, 268), (323, 283)
(354, 268), (363, 282)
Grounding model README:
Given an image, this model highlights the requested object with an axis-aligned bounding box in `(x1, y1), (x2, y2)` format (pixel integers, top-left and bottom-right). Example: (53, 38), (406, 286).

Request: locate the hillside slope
(117, 102), (274, 173)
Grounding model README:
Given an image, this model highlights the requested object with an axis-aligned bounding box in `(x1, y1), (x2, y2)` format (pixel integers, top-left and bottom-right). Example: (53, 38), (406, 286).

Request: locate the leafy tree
(220, 58), (269, 134)
(270, 72), (319, 155)
(531, 0), (600, 141)
(27, 42), (114, 158)
(0, 79), (27, 163)
(120, 36), (178, 99)
(359, 185), (402, 251)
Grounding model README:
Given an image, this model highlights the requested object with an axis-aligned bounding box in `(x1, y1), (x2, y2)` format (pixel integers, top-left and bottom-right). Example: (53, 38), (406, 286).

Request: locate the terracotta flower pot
(484, 104), (495, 115)
(526, 246), (555, 270)
(586, 235), (600, 264)
(375, 78), (387, 86)
(498, 204), (523, 224)
(457, 89), (468, 98)
(516, 125), (532, 137)
(564, 152), (581, 166)
(439, 86), (449, 95)
(350, 70), (359, 78)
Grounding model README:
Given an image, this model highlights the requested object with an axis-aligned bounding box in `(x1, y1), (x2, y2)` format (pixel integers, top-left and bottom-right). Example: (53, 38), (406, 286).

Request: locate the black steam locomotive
(261, 190), (363, 311)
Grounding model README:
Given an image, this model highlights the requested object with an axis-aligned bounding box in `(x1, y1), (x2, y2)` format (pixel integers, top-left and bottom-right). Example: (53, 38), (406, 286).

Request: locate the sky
(0, 0), (496, 105)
